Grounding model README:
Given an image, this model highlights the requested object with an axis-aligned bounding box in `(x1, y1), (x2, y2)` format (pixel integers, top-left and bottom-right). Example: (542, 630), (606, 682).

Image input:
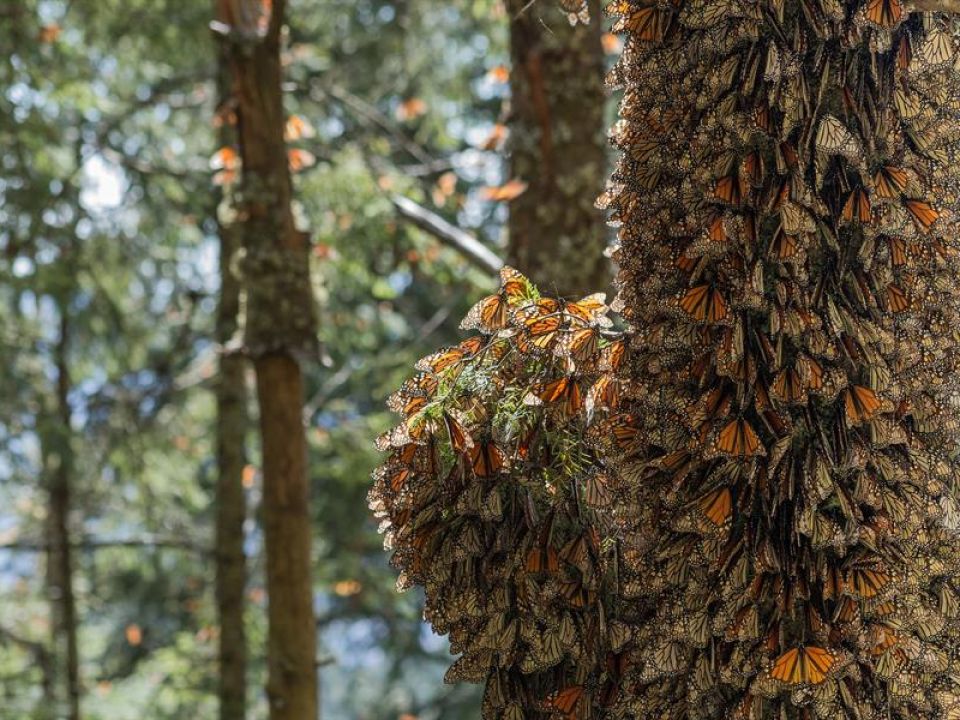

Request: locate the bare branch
(391, 195), (503, 276)
(0, 536), (208, 554)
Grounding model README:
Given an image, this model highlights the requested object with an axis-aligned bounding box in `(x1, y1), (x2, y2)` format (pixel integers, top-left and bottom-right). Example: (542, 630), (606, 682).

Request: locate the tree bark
(505, 0), (608, 297)
(213, 22), (249, 718)
(216, 1), (318, 718)
(46, 307), (80, 720)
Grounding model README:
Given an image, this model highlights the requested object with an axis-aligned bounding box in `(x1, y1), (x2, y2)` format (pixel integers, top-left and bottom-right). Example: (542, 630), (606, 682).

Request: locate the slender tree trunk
(217, 1), (318, 718)
(46, 307), (81, 720)
(213, 27), (249, 716)
(505, 0), (608, 297)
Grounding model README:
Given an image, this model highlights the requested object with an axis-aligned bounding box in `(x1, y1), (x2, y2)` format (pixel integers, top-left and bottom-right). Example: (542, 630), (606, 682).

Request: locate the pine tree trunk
(214, 27), (249, 714)
(505, 0), (608, 297)
(46, 307), (80, 720)
(217, 1), (318, 718)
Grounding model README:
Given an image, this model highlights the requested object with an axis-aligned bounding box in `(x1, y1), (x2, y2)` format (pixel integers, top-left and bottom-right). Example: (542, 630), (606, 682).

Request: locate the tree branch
(390, 195), (503, 276)
(0, 536), (208, 554)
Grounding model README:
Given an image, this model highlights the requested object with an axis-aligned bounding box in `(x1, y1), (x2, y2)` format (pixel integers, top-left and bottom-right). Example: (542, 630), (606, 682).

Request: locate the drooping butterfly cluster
(370, 267), (629, 717)
(372, 1), (960, 718)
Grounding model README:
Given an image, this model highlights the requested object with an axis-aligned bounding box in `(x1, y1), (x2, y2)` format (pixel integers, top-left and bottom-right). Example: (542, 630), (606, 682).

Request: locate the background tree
(216, 0), (318, 717)
(213, 9), (249, 718)
(504, 0), (609, 295)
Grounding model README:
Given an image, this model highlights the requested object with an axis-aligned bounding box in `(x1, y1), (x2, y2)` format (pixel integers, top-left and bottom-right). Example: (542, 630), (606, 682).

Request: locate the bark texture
(217, 0), (318, 718)
(505, 0), (608, 297)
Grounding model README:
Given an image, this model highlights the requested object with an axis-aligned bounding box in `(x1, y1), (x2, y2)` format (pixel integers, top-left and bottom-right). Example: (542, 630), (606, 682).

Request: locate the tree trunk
(46, 308), (80, 720)
(213, 27), (249, 716)
(216, 1), (318, 718)
(505, 0), (608, 297)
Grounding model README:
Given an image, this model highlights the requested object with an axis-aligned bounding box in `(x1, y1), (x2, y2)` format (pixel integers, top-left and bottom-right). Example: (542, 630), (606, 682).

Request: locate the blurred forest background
(0, 0), (618, 717)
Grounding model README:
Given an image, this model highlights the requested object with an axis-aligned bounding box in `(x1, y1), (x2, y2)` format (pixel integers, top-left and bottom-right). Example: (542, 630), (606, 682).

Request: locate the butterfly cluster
(370, 267), (628, 718)
(598, 0), (960, 717)
(372, 1), (960, 718)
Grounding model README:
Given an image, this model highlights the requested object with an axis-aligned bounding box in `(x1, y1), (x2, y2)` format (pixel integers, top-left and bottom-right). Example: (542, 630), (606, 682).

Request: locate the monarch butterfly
(874, 166), (908, 199)
(886, 284), (909, 313)
(676, 252), (699, 274)
(518, 313), (564, 354)
(376, 464), (412, 494)
(416, 336), (484, 375)
(742, 152), (763, 187)
(588, 375), (621, 412)
(772, 368), (803, 403)
(610, 3), (666, 41)
(708, 215), (727, 243)
(558, 580), (593, 609)
(679, 284), (728, 323)
(469, 440), (505, 478)
(525, 545), (559, 573)
(844, 385), (882, 424)
(443, 412), (472, 454)
(460, 267), (530, 332)
(541, 685), (589, 719)
(698, 487), (732, 526)
(564, 293), (609, 325)
(848, 566), (891, 598)
(601, 338), (626, 371)
(460, 292), (508, 333)
(581, 472), (611, 506)
(842, 188), (871, 223)
(715, 419), (763, 458)
(770, 646), (835, 685)
(715, 175), (744, 205)
(889, 236), (908, 266)
(770, 228), (798, 260)
(865, 0), (903, 28)
(527, 376), (583, 417)
(562, 327), (602, 366)
(905, 199), (939, 232)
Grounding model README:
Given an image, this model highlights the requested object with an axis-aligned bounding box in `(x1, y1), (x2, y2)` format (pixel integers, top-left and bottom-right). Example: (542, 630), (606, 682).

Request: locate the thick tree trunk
(46, 308), (80, 720)
(505, 0), (608, 297)
(213, 13), (249, 718)
(217, 1), (318, 718)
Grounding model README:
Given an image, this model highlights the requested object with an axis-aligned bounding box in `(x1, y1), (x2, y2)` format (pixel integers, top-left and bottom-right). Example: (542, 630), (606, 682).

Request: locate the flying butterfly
(770, 646), (836, 685)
